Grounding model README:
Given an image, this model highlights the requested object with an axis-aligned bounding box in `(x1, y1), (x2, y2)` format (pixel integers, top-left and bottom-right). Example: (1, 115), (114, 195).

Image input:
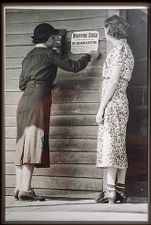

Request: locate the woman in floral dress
(96, 15), (134, 203)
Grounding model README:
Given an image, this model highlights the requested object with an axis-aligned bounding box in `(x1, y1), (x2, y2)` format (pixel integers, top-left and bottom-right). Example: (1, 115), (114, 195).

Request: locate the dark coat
(16, 47), (91, 168)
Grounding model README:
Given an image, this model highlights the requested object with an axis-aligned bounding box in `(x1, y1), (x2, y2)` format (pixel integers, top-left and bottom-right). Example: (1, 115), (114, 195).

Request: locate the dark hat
(31, 23), (59, 39)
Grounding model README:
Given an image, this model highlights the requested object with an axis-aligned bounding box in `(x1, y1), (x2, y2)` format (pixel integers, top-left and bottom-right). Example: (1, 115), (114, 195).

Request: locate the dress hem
(96, 165), (128, 169)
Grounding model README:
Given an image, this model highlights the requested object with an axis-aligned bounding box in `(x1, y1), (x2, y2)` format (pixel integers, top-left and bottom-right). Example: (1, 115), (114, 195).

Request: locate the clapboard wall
(5, 9), (111, 198)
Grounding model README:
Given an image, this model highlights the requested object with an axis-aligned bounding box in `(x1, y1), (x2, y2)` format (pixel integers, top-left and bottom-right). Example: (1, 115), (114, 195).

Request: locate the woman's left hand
(96, 109), (104, 124)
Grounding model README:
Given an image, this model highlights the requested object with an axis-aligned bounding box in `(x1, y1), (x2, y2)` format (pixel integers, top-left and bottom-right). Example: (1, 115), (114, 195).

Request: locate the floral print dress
(96, 39), (134, 169)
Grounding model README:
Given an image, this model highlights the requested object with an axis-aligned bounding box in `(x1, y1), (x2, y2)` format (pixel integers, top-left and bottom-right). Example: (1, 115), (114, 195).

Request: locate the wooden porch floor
(4, 196), (148, 223)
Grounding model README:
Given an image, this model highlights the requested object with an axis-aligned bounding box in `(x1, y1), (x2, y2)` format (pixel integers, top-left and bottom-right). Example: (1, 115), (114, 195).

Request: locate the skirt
(96, 98), (129, 169)
(16, 83), (52, 168)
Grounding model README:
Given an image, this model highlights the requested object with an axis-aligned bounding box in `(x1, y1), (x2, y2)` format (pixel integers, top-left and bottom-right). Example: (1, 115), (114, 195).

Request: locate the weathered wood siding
(5, 9), (108, 198)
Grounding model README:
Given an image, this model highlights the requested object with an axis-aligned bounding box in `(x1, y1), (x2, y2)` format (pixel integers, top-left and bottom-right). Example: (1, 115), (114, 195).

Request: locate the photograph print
(3, 3), (149, 223)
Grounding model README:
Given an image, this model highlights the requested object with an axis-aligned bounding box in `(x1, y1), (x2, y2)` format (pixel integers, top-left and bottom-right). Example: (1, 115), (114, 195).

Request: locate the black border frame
(1, 1), (151, 225)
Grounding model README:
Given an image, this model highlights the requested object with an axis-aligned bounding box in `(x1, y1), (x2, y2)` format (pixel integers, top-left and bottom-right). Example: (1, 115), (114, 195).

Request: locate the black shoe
(18, 189), (46, 201)
(116, 191), (127, 203)
(96, 191), (108, 203)
(96, 191), (116, 204)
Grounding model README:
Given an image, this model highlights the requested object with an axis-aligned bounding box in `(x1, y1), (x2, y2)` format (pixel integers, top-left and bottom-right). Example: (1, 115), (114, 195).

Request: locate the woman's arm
(96, 65), (122, 124)
(19, 71), (26, 91)
(50, 50), (100, 73)
(50, 49), (90, 73)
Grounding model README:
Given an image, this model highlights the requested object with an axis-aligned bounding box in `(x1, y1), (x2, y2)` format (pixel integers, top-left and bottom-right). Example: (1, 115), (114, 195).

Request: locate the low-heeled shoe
(18, 189), (46, 201)
(96, 191), (116, 204)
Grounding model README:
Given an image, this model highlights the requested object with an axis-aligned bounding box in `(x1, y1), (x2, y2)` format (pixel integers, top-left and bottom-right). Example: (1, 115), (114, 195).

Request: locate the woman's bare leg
(15, 165), (22, 191)
(116, 168), (127, 203)
(97, 167), (118, 203)
(106, 167), (118, 185)
(20, 164), (34, 191)
(106, 167), (117, 203)
(117, 168), (127, 184)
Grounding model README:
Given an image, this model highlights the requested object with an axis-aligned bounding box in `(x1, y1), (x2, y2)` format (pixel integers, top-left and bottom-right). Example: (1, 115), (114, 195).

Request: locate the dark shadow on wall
(126, 9), (148, 196)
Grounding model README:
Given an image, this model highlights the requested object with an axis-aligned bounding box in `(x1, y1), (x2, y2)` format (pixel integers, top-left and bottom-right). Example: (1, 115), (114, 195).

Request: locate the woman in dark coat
(15, 23), (99, 201)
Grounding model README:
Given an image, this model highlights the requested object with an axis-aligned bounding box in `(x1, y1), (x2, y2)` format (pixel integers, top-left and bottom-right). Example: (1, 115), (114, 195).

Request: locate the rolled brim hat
(31, 23), (59, 39)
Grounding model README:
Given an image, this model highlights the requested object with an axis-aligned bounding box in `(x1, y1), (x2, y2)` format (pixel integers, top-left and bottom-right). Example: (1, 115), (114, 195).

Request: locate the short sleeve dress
(96, 39), (134, 169)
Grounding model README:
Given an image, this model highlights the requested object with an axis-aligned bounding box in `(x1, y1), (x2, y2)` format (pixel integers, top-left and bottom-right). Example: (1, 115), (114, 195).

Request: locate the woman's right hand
(96, 108), (104, 124)
(89, 50), (102, 60)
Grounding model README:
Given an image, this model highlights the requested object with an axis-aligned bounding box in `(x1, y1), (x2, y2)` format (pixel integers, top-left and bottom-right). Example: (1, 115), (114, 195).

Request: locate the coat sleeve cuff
(84, 54), (91, 61)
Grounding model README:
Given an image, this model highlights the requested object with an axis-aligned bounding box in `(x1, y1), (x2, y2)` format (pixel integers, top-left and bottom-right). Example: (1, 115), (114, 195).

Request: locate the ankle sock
(116, 183), (125, 193)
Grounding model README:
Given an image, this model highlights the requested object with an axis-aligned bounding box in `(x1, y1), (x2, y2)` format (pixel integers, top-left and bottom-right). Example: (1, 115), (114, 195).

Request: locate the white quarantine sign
(71, 31), (99, 54)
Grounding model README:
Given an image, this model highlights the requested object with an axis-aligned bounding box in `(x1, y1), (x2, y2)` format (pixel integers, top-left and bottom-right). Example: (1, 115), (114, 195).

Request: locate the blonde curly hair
(104, 15), (129, 39)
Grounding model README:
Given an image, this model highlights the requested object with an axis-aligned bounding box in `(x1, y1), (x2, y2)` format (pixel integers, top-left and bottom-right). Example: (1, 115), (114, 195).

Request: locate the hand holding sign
(88, 50), (102, 60)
